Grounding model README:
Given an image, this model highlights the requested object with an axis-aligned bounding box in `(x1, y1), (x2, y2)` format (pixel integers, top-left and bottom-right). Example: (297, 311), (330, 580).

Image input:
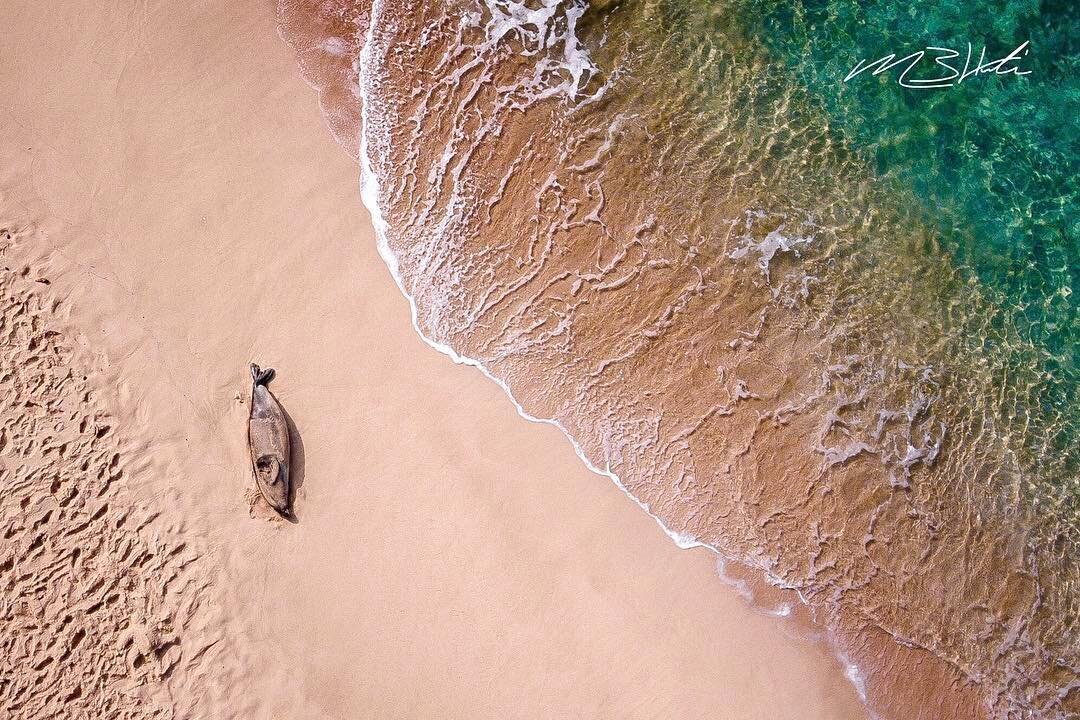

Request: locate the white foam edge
(356, 1), (703, 554)
(355, 1), (874, 709)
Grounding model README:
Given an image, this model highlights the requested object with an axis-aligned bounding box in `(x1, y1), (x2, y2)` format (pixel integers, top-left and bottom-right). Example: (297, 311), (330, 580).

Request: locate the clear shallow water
(284, 1), (1078, 716)
(742, 0), (1079, 494)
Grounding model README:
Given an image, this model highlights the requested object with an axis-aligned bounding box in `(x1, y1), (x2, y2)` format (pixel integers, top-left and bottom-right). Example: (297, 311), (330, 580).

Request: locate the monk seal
(248, 363), (291, 516)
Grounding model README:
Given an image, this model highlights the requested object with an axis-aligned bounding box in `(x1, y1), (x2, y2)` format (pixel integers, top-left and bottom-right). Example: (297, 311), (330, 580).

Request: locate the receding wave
(282, 1), (1079, 717)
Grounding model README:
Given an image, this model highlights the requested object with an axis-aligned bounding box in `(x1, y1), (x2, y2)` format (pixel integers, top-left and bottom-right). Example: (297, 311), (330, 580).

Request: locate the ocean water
(281, 1), (1078, 717)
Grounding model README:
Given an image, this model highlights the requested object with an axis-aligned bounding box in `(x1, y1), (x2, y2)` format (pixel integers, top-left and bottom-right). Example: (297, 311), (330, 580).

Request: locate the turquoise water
(742, 0), (1079, 480)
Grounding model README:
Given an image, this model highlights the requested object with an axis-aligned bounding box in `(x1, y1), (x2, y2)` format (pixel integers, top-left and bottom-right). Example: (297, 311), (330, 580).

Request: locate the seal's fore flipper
(250, 363), (276, 386)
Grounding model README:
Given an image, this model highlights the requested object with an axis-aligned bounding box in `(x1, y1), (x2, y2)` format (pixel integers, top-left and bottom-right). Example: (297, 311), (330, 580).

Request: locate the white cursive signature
(844, 41), (1032, 89)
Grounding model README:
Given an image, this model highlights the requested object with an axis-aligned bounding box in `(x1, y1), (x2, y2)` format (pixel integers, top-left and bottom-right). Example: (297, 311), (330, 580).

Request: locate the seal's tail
(250, 363), (276, 386)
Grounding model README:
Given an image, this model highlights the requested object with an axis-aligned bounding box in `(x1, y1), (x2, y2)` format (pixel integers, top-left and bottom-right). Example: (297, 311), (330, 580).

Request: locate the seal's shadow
(281, 405), (305, 524)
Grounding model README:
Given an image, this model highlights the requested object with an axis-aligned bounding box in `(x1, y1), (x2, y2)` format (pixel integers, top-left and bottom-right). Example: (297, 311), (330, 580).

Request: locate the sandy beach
(0, 1), (872, 717)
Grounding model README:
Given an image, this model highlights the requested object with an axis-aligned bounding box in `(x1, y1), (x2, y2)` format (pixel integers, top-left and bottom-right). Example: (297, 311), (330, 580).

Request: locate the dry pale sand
(0, 1), (868, 718)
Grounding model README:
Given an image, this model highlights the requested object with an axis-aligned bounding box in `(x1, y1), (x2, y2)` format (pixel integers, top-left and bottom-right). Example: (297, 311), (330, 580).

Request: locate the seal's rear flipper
(250, 363), (276, 386)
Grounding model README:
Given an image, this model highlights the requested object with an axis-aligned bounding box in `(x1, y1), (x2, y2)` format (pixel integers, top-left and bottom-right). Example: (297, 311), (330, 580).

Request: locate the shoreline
(352, 13), (887, 709)
(343, 2), (1019, 716)
(303, 1), (880, 707)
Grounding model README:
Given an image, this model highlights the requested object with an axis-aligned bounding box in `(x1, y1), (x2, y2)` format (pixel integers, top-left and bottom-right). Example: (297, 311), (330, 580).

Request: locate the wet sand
(0, 0), (868, 717)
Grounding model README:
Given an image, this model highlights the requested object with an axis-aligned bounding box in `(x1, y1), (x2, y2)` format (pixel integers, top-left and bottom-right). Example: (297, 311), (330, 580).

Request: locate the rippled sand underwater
(284, 0), (1078, 716)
